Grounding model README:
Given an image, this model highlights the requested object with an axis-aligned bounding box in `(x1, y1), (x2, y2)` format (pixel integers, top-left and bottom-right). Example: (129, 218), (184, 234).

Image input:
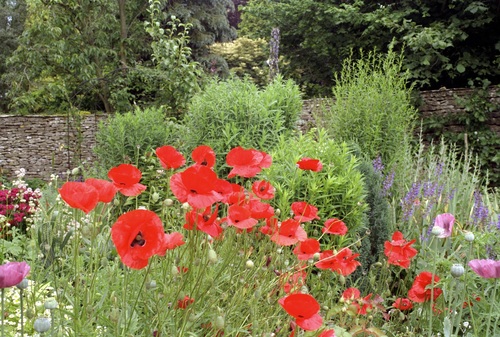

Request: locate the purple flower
(0, 261), (30, 288)
(372, 156), (384, 174)
(471, 191), (489, 227)
(433, 213), (455, 238)
(468, 259), (500, 278)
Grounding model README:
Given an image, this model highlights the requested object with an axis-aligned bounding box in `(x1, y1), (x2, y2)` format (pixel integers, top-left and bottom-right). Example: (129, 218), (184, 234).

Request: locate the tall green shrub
(181, 76), (301, 174)
(316, 49), (417, 168)
(261, 130), (367, 244)
(93, 107), (184, 173)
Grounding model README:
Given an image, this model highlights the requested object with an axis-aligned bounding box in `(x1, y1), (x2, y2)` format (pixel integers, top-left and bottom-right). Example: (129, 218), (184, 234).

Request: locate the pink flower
(0, 261), (30, 288)
(433, 213), (455, 238)
(468, 259), (500, 278)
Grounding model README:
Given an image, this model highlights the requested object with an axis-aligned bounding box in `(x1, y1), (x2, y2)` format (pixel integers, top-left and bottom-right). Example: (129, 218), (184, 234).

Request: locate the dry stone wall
(1, 87), (499, 181)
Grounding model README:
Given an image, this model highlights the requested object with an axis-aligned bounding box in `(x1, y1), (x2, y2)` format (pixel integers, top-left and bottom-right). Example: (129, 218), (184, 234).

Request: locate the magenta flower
(468, 259), (500, 279)
(433, 213), (455, 238)
(0, 261), (30, 288)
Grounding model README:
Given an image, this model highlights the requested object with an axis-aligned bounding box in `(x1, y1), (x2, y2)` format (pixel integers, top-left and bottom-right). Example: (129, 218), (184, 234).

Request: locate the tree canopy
(240, 0), (500, 95)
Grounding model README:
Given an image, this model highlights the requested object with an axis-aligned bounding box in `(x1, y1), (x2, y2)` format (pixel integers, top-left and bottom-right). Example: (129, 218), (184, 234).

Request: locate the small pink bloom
(0, 261), (30, 288)
(433, 213), (455, 238)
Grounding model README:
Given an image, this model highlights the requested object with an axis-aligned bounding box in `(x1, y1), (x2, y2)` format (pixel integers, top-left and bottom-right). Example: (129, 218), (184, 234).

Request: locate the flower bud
(163, 198), (174, 207)
(151, 192), (160, 203)
(33, 317), (51, 333)
(214, 315), (225, 329)
(208, 249), (218, 263)
(464, 231), (475, 242)
(450, 264), (465, 278)
(16, 278), (29, 290)
(245, 260), (255, 268)
(431, 226), (444, 236)
(313, 252), (321, 261)
(44, 298), (58, 310)
(181, 202), (190, 210)
(146, 280), (157, 290)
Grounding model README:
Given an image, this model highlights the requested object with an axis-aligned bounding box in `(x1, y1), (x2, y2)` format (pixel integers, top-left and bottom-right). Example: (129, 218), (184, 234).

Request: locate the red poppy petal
(296, 313), (323, 331)
(281, 293), (320, 319)
(85, 178), (118, 203)
(58, 182), (99, 213)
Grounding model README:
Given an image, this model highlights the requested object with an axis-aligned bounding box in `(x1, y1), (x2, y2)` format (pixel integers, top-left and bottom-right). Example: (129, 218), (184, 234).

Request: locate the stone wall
(0, 114), (106, 181)
(1, 86), (499, 181)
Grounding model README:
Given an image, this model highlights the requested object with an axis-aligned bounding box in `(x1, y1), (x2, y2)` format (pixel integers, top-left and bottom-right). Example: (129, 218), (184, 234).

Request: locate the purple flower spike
(468, 259), (500, 279)
(433, 213), (455, 238)
(0, 261), (31, 288)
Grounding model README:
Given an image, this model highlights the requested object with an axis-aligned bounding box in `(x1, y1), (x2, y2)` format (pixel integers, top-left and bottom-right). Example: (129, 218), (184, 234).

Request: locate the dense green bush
(181, 76), (301, 175)
(316, 49), (417, 169)
(93, 107), (184, 174)
(261, 130), (367, 244)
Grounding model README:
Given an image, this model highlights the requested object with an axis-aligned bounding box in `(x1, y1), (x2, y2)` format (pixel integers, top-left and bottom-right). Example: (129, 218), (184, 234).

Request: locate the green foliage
(181, 76), (301, 172)
(240, 0), (500, 95)
(421, 87), (500, 187)
(210, 37), (269, 86)
(316, 49), (417, 169)
(93, 107), (184, 174)
(262, 130), (367, 243)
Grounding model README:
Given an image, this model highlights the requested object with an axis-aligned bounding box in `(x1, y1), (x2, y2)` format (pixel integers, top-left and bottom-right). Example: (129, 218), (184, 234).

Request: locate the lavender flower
(382, 170), (395, 197)
(471, 191), (489, 227)
(372, 156), (384, 175)
(401, 182), (421, 221)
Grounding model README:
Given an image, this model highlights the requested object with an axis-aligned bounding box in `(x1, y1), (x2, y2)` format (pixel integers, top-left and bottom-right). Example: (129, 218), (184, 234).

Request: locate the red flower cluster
(384, 231), (418, 268)
(341, 287), (373, 315)
(59, 178), (119, 214)
(408, 271), (442, 303)
(296, 158), (323, 172)
(226, 146), (272, 178)
(392, 298), (413, 311)
(315, 248), (361, 276)
(0, 184), (41, 228)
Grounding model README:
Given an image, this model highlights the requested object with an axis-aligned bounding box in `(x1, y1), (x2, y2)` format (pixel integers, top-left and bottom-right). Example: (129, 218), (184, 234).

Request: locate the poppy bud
(208, 249), (218, 263)
(152, 192), (160, 203)
(214, 315), (225, 329)
(171, 265), (180, 276)
(163, 198), (174, 207)
(44, 298), (58, 310)
(451, 264), (465, 278)
(146, 280), (157, 289)
(245, 260), (254, 268)
(431, 226), (444, 236)
(339, 275), (346, 286)
(71, 167), (80, 175)
(16, 278), (29, 290)
(464, 231), (475, 242)
(33, 317), (51, 333)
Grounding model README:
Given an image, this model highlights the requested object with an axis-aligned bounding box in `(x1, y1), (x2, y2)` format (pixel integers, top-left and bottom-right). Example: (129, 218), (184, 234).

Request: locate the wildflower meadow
(1, 53), (499, 337)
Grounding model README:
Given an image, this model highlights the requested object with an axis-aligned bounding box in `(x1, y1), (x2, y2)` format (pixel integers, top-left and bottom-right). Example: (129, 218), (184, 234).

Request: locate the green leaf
(456, 64), (466, 73)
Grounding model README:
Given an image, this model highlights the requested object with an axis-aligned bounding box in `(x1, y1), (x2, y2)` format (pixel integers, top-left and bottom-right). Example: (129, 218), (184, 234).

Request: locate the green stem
(20, 288), (24, 337)
(485, 279), (498, 335)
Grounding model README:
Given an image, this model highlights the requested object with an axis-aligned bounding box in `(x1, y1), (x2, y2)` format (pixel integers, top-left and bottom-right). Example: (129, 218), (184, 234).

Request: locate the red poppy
(192, 145), (216, 168)
(159, 232), (185, 253)
(85, 178), (117, 203)
(222, 182), (247, 205)
(108, 164), (147, 197)
(384, 231), (418, 269)
(248, 198), (274, 220)
(291, 202), (320, 222)
(270, 219), (307, 246)
(315, 248), (361, 276)
(340, 288), (373, 315)
(296, 158), (323, 172)
(318, 330), (336, 337)
(226, 147), (272, 178)
(251, 180), (275, 200)
(58, 181), (99, 213)
(408, 271), (442, 303)
(278, 293), (323, 331)
(260, 216), (279, 236)
(184, 205), (223, 238)
(322, 218), (348, 235)
(170, 165), (223, 209)
(111, 209), (173, 269)
(293, 239), (320, 260)
(393, 298), (413, 311)
(176, 295), (194, 309)
(225, 204), (258, 229)
(155, 145), (186, 170)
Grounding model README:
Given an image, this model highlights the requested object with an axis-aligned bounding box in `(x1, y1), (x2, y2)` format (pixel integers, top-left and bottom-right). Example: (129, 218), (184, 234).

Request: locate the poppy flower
(322, 218), (348, 235)
(248, 198), (274, 220)
(393, 298), (413, 311)
(159, 232), (185, 253)
(291, 202), (320, 222)
(318, 330), (336, 337)
(0, 261), (30, 288)
(155, 145), (186, 170)
(184, 205), (223, 238)
(278, 293), (323, 331)
(251, 180), (275, 200)
(108, 164), (147, 197)
(384, 231), (418, 269)
(432, 213), (455, 238)
(408, 271), (442, 303)
(176, 295), (194, 309)
(225, 204), (258, 229)
(85, 178), (118, 203)
(170, 165), (223, 209)
(468, 259), (500, 278)
(296, 157), (323, 172)
(340, 288), (373, 315)
(192, 145), (216, 168)
(226, 147), (272, 178)
(260, 216), (279, 236)
(111, 209), (169, 269)
(293, 239), (320, 260)
(58, 181), (99, 213)
(270, 219), (307, 246)
(315, 248), (361, 276)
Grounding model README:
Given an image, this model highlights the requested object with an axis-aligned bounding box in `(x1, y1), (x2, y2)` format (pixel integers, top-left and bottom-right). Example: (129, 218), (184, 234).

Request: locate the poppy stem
(485, 279), (498, 335)
(20, 288), (24, 337)
(1, 288), (5, 337)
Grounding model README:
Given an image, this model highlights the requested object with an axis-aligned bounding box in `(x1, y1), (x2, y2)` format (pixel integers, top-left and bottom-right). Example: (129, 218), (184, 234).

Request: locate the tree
(0, 0), (26, 112)
(240, 0), (500, 96)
